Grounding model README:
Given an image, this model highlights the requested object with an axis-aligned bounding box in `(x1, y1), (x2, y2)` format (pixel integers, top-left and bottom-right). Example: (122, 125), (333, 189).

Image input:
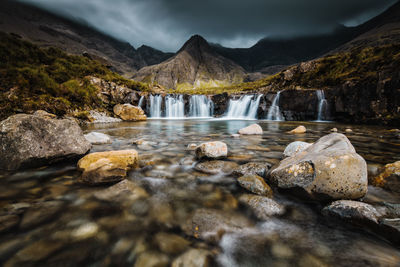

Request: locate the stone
(270, 133), (368, 200)
(5, 239), (63, 264)
(195, 141), (228, 159)
(0, 215), (20, 233)
(187, 144), (198, 150)
(20, 201), (64, 229)
(322, 200), (381, 224)
(233, 162), (270, 178)
(71, 222), (99, 240)
(330, 128), (338, 132)
(238, 124), (263, 135)
(194, 160), (239, 175)
(113, 104), (147, 121)
(84, 132), (112, 145)
(231, 134), (240, 138)
(283, 141), (312, 157)
(183, 208), (253, 242)
(345, 128), (353, 133)
(0, 114), (91, 171)
(172, 249), (212, 267)
(134, 251), (169, 267)
(154, 232), (190, 254)
(372, 161), (400, 193)
(77, 150), (139, 185)
(245, 145), (270, 152)
(33, 110), (57, 118)
(93, 180), (148, 201)
(237, 175), (273, 197)
(239, 194), (285, 220)
(288, 125), (306, 134)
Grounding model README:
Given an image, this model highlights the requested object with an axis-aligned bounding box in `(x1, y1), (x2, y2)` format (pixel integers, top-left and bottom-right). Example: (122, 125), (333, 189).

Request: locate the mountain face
(132, 35), (246, 90)
(0, 0), (171, 75)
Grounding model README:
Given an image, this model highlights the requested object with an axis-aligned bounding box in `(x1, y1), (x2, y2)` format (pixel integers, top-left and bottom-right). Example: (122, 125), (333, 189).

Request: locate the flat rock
(283, 141), (312, 157)
(195, 141), (228, 159)
(322, 200), (381, 224)
(238, 124), (263, 135)
(194, 160), (239, 175)
(77, 150), (139, 185)
(237, 175), (273, 197)
(154, 232), (190, 255)
(113, 104), (147, 121)
(134, 251), (169, 267)
(270, 133), (368, 200)
(239, 194), (285, 220)
(93, 180), (148, 201)
(233, 162), (270, 178)
(84, 132), (112, 145)
(172, 249), (212, 267)
(0, 114), (91, 170)
(288, 125), (306, 134)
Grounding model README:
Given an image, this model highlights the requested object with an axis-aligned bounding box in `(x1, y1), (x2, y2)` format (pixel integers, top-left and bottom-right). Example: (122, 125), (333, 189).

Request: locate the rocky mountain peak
(178, 34), (213, 55)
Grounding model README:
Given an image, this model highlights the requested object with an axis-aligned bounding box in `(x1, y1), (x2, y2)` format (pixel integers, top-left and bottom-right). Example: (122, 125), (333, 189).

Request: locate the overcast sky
(21, 0), (397, 52)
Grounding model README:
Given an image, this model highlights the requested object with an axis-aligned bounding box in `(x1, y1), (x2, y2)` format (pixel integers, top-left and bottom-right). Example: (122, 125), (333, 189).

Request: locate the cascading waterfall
(165, 95), (185, 118)
(316, 90), (328, 121)
(224, 94), (262, 119)
(267, 91), (284, 121)
(189, 95), (214, 118)
(138, 96), (145, 109)
(149, 95), (162, 118)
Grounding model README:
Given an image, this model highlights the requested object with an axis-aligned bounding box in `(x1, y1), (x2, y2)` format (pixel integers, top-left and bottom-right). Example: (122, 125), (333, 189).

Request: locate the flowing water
(316, 90), (328, 121)
(189, 95), (214, 118)
(267, 91), (284, 121)
(1, 120), (400, 266)
(224, 95), (263, 120)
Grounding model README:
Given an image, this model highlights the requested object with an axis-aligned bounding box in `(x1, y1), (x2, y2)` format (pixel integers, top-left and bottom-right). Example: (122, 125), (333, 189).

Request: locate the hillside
(0, 0), (172, 75)
(132, 35), (247, 90)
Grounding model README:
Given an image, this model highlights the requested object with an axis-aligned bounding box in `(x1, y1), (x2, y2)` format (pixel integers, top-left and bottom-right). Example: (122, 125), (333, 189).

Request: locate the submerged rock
(84, 132), (112, 145)
(372, 161), (400, 193)
(283, 141), (312, 157)
(239, 194), (285, 220)
(154, 232), (190, 255)
(20, 201), (64, 230)
(238, 124), (263, 135)
(77, 150), (139, 185)
(322, 200), (381, 224)
(233, 162), (270, 177)
(0, 114), (91, 171)
(288, 125), (306, 134)
(237, 175), (273, 197)
(195, 141), (228, 159)
(0, 215), (20, 233)
(194, 160), (239, 175)
(270, 133), (368, 200)
(172, 248), (212, 267)
(113, 104), (147, 121)
(93, 180), (148, 201)
(134, 251), (169, 267)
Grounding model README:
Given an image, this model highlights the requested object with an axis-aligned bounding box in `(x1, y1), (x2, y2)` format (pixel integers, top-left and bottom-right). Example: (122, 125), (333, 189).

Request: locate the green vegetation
(0, 32), (147, 119)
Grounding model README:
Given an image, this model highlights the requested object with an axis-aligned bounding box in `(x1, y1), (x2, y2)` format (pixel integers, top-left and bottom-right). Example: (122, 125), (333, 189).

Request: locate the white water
(165, 95), (185, 118)
(138, 96), (145, 109)
(266, 91), (284, 121)
(149, 95), (162, 118)
(316, 90), (328, 121)
(189, 95), (214, 118)
(223, 94), (262, 120)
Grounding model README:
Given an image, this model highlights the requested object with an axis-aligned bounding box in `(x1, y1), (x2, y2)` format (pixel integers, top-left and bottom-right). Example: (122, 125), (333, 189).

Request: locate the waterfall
(165, 95), (185, 118)
(224, 94), (262, 119)
(138, 96), (145, 109)
(316, 90), (328, 121)
(149, 95), (162, 118)
(189, 95), (214, 118)
(267, 91), (284, 121)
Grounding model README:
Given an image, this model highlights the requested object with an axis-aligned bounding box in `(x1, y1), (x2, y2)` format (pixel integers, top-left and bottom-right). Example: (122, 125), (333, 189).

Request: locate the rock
(283, 141), (312, 157)
(77, 150), (139, 185)
(33, 110), (57, 118)
(134, 251), (169, 267)
(71, 222), (99, 241)
(245, 145), (270, 152)
(270, 133), (368, 200)
(183, 208), (253, 242)
(237, 175), (273, 197)
(172, 249), (212, 267)
(372, 161), (400, 193)
(233, 162), (270, 178)
(0, 215), (20, 233)
(113, 104), (147, 121)
(322, 200), (381, 224)
(195, 141), (228, 159)
(20, 201), (64, 229)
(154, 232), (190, 254)
(93, 180), (148, 201)
(330, 128), (338, 132)
(231, 134), (240, 138)
(239, 194), (285, 220)
(345, 128), (353, 133)
(0, 114), (91, 171)
(187, 144), (198, 150)
(288, 125), (306, 134)
(238, 124), (263, 135)
(84, 132), (112, 145)
(194, 160), (239, 175)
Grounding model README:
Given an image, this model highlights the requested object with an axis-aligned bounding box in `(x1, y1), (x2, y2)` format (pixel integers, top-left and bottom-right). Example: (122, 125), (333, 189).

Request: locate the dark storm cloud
(20, 0), (397, 51)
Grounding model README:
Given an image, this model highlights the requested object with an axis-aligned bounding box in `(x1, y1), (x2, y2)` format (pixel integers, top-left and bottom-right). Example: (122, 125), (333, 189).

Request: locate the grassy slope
(0, 32), (148, 120)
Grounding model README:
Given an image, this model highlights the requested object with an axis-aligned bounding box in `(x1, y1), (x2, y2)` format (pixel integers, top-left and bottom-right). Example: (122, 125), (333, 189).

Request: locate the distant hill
(0, 0), (172, 76)
(132, 35), (246, 90)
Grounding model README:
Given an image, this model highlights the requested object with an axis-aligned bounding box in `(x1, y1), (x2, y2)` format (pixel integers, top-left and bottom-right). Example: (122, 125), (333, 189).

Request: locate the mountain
(136, 45), (174, 67)
(132, 35), (246, 90)
(0, 0), (171, 75)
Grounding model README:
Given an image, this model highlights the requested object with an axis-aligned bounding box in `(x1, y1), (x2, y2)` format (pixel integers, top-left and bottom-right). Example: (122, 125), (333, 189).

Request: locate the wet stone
(322, 200), (382, 224)
(154, 232), (190, 255)
(0, 214), (20, 233)
(93, 180), (148, 202)
(194, 160), (239, 175)
(237, 175), (273, 197)
(134, 251), (169, 267)
(239, 194), (286, 220)
(233, 162), (271, 178)
(172, 248), (212, 267)
(195, 141), (228, 159)
(20, 200), (64, 229)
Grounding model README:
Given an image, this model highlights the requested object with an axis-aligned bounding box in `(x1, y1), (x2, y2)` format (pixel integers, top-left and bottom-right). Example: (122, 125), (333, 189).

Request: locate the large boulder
(0, 114), (91, 171)
(372, 161), (400, 193)
(270, 133), (368, 200)
(113, 104), (147, 121)
(238, 124), (263, 135)
(77, 150), (139, 185)
(195, 141), (228, 159)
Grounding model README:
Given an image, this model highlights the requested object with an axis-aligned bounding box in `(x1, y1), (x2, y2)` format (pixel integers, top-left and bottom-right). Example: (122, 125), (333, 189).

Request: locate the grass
(0, 32), (148, 119)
